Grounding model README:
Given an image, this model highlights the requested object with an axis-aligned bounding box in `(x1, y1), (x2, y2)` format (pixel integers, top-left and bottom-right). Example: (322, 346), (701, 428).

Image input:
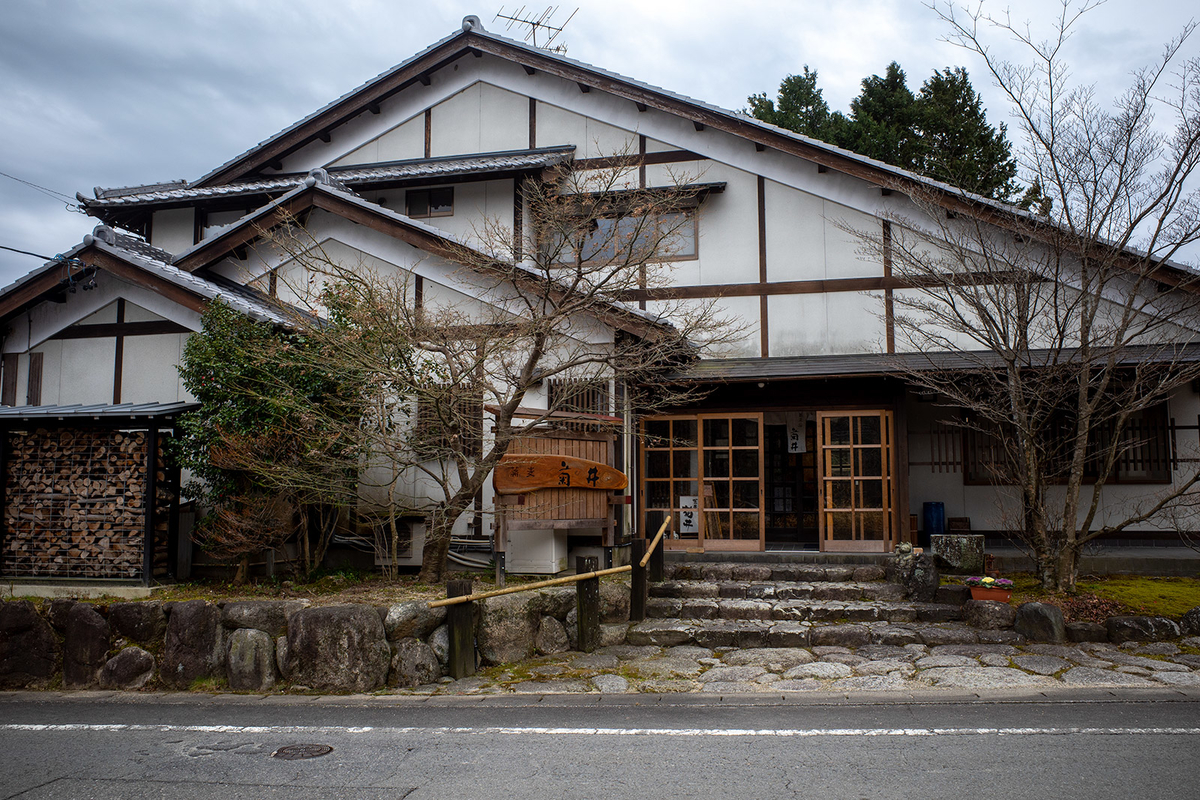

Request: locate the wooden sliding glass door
(641, 413), (764, 551)
(817, 410), (896, 552)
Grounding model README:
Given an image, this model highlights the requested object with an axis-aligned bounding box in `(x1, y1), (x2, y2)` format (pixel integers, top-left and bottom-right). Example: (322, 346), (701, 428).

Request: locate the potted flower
(964, 576), (1013, 602)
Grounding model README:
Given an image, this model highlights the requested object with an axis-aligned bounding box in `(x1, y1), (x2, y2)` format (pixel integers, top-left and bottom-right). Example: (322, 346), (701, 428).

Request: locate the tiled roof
(0, 226), (297, 327)
(0, 402), (198, 420)
(671, 345), (1200, 382)
(88, 147), (577, 208)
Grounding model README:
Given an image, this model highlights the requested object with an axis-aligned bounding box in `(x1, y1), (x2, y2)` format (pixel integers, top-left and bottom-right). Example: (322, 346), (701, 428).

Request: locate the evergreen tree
(746, 66), (836, 141)
(915, 67), (1019, 200)
(842, 62), (923, 169)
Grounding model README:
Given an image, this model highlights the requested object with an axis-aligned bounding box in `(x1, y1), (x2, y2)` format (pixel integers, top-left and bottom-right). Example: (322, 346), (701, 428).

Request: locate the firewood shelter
(0, 402), (195, 586)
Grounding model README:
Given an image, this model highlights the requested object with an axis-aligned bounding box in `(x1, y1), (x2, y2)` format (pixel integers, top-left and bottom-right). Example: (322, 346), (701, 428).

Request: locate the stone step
(646, 596), (962, 624)
(626, 619), (1016, 650)
(664, 563), (889, 583)
(650, 580), (907, 603)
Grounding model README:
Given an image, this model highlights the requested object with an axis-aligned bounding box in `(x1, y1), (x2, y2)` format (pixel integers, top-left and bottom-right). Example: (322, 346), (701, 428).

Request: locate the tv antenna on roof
(494, 5), (577, 54)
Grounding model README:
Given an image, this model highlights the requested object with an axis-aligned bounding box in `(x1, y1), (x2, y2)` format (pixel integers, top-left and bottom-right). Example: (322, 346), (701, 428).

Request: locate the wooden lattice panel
(2, 428), (152, 579)
(506, 434), (613, 521)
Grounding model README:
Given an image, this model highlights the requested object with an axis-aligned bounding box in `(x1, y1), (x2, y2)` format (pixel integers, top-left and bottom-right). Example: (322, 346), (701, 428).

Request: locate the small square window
(406, 187), (453, 219)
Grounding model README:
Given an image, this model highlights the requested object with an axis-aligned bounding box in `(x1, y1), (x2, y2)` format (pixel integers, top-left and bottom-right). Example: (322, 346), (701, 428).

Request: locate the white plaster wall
(536, 102), (637, 158)
(763, 179), (825, 282)
(407, 179), (514, 251)
(58, 338), (115, 405)
(121, 334), (189, 404)
(150, 208), (195, 254)
(432, 83), (529, 156)
(333, 114), (425, 166)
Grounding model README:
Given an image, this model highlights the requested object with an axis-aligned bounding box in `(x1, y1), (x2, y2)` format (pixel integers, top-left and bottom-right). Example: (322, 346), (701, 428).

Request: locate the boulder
(221, 600), (308, 637)
(226, 628), (276, 691)
(99, 647), (155, 690)
(1106, 616), (1181, 643)
(1181, 606), (1200, 636)
(599, 624), (628, 647)
(285, 605), (390, 692)
(108, 602), (167, 644)
(930, 534), (985, 574)
(935, 585), (972, 606)
(0, 600), (59, 688)
(45, 598), (77, 633)
(477, 593), (538, 665)
(534, 587), (575, 619)
(1014, 602), (1066, 643)
(162, 600), (226, 688)
(600, 583), (630, 623)
(427, 624), (449, 665)
(390, 637), (442, 687)
(535, 616), (570, 655)
(810, 625), (872, 648)
(275, 635), (289, 679)
(1066, 621), (1108, 643)
(964, 600), (1016, 629)
(63, 604), (110, 688)
(383, 601), (446, 642)
(885, 551), (939, 602)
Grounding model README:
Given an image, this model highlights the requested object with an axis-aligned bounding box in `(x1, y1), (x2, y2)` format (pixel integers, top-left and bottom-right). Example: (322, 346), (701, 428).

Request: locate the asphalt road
(2, 689), (1199, 799)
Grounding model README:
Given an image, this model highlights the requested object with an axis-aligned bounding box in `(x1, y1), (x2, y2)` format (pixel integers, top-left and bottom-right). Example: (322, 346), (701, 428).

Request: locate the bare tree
(858, 1), (1200, 590)
(247, 156), (737, 583)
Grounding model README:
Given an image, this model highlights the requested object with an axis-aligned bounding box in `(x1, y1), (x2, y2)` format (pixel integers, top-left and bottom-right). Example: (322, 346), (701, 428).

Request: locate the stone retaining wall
(0, 583), (631, 692)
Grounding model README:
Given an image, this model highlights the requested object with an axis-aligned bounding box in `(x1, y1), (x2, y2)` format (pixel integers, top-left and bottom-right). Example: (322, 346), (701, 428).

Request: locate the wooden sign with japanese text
(493, 454), (628, 494)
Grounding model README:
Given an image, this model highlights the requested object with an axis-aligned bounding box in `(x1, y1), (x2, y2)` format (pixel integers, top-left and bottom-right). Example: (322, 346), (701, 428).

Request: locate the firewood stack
(2, 428), (151, 579)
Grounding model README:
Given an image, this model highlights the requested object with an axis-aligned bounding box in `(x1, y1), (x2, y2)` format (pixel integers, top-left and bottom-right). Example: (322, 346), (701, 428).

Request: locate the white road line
(3, 724), (1200, 737)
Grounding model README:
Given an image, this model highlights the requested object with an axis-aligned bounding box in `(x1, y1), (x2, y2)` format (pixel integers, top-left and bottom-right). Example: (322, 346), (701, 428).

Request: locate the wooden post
(648, 533), (664, 583)
(447, 578), (475, 679)
(630, 538), (647, 622)
(494, 498), (509, 588)
(142, 427), (159, 587)
(576, 555), (600, 653)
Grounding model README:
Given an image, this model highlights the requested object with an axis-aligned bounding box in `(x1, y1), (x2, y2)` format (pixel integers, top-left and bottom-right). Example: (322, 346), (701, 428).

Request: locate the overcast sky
(0, 0), (1195, 285)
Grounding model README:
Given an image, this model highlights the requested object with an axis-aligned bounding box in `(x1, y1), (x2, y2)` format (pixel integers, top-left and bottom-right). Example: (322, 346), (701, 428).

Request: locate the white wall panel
(121, 334), (188, 404)
(150, 208), (194, 254)
(333, 114), (424, 166)
(59, 339), (115, 405)
(764, 179), (825, 282)
(822, 202), (880, 279)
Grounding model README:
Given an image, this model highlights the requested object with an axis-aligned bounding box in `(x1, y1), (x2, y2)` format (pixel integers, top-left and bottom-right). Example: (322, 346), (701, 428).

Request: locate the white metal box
(506, 529), (568, 574)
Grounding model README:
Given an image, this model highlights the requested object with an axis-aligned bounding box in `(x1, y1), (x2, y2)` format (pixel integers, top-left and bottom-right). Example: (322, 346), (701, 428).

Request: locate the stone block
(0, 600), (59, 688)
(535, 616), (570, 655)
(227, 628), (276, 691)
(476, 593), (538, 665)
(383, 600), (447, 642)
(389, 637), (442, 688)
(935, 585), (971, 606)
(99, 647), (155, 690)
(1014, 602), (1066, 643)
(930, 534), (985, 574)
(63, 604), (110, 688)
(163, 600), (225, 688)
(810, 624), (871, 648)
(109, 602), (167, 644)
(1066, 621), (1108, 643)
(285, 605), (390, 692)
(222, 600), (309, 637)
(1106, 616), (1182, 643)
(964, 599), (1016, 629)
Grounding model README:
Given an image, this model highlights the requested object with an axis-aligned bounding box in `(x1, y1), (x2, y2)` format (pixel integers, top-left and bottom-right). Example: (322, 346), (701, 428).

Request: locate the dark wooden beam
(817, 165), (829, 173)
(577, 83), (590, 93)
(318, 131), (331, 143)
(418, 73), (431, 86)
(48, 320), (191, 340)
(757, 175), (768, 358)
(635, 102), (647, 112)
(573, 149), (706, 171)
(368, 102), (381, 115)
(0, 355), (16, 406)
(883, 220), (895, 355)
(528, 97), (536, 150)
(424, 109), (432, 159)
(755, 143), (766, 152)
(268, 161), (283, 171)
(523, 65), (536, 75)
(112, 298), (125, 404)
(693, 121), (705, 131)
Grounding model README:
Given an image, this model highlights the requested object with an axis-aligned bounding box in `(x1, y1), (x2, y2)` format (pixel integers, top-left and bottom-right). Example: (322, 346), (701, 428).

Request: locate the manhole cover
(272, 744), (333, 760)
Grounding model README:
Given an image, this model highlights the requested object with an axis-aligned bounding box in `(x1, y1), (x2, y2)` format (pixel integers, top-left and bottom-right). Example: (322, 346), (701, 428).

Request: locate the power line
(0, 170), (86, 214)
(0, 243), (56, 261)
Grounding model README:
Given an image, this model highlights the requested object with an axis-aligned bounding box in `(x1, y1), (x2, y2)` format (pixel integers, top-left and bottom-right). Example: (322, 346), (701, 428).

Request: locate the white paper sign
(679, 496), (699, 534)
(787, 412), (806, 454)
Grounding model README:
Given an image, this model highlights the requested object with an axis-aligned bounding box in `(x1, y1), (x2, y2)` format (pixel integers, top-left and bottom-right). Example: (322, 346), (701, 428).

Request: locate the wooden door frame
(639, 412), (765, 552)
(816, 409), (897, 553)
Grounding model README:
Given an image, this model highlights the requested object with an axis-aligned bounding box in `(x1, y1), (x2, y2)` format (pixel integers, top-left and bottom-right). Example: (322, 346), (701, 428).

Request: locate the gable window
(551, 208), (697, 264)
(406, 187), (454, 219)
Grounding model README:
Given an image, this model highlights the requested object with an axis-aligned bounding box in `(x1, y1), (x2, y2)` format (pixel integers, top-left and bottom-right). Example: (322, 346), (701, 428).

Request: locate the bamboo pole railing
(428, 516), (672, 608)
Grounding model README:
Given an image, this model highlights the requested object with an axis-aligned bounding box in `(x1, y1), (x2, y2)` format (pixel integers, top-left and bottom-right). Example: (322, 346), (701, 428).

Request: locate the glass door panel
(641, 413), (763, 551)
(817, 410), (895, 552)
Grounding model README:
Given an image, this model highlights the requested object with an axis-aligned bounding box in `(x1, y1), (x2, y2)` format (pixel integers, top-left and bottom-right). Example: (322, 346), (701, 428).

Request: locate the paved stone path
(405, 632), (1200, 696)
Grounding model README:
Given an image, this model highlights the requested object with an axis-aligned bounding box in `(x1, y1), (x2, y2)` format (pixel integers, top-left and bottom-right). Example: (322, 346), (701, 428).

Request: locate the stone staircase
(627, 558), (979, 650)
